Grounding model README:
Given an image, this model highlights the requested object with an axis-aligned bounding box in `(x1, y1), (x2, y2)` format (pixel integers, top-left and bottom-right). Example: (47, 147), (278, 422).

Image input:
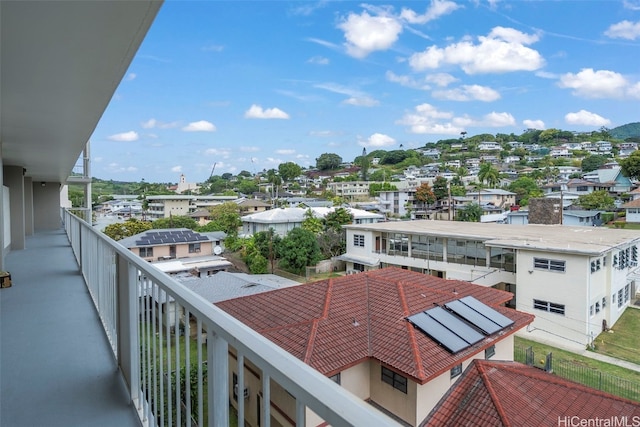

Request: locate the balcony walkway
(1, 229), (140, 427)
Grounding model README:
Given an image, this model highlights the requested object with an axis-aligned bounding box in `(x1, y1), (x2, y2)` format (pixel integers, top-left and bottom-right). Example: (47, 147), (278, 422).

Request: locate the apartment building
(145, 194), (238, 220)
(326, 181), (371, 199)
(217, 268), (533, 427)
(340, 220), (640, 347)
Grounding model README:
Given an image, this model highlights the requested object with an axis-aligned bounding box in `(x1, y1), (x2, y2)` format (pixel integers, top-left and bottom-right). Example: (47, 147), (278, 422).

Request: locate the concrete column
(3, 166), (26, 250)
(24, 177), (34, 236)
(33, 182), (63, 231)
(0, 144), (5, 270)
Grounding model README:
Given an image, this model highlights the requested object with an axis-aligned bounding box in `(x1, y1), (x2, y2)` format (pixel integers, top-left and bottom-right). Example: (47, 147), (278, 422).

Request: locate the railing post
(208, 330), (229, 427)
(117, 254), (140, 407)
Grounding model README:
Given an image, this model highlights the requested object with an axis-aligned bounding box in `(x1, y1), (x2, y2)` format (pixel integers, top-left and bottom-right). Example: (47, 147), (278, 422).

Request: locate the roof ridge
(397, 279), (428, 381)
(476, 360), (512, 427)
(303, 278), (333, 364)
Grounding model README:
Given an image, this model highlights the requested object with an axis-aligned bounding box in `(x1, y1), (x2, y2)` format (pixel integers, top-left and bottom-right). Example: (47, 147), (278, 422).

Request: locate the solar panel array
(407, 295), (514, 354)
(135, 230), (209, 246)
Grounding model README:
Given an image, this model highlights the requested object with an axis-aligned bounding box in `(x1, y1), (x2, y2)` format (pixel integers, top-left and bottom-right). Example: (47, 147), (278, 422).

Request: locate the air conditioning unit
(346, 269), (359, 275)
(234, 384), (250, 399)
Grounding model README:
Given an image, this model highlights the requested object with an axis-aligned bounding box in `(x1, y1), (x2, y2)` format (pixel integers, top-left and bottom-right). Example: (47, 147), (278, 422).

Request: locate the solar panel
(458, 296), (514, 328)
(445, 300), (502, 335)
(427, 306), (484, 345)
(407, 312), (470, 353)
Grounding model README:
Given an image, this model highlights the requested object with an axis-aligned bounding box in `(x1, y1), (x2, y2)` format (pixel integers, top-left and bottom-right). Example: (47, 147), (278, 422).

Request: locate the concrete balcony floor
(1, 229), (140, 427)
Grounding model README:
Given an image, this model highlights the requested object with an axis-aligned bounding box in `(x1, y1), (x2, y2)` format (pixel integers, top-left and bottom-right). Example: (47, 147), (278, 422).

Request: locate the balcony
(1, 211), (397, 427)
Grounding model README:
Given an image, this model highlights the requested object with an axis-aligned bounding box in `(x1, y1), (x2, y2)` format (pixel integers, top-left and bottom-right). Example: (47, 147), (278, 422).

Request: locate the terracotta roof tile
(216, 268), (533, 384)
(423, 360), (640, 427)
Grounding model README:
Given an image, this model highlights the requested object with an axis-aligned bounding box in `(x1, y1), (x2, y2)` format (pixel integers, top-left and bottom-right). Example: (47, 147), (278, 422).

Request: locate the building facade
(340, 221), (640, 347)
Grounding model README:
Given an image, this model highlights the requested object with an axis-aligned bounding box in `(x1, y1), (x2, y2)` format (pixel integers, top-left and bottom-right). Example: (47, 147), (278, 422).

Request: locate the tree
(324, 207), (354, 232)
(478, 162), (500, 188)
(197, 202), (242, 236)
(577, 190), (615, 210)
(415, 182), (436, 213)
(368, 182), (398, 196)
(581, 155), (608, 173)
(456, 203), (482, 222)
(432, 176), (449, 202)
(301, 209), (324, 234)
(278, 228), (322, 274)
(151, 215), (199, 230)
(317, 228), (346, 258)
(508, 177), (543, 206)
(356, 147), (370, 181)
(278, 162), (302, 182)
(103, 218), (152, 241)
(315, 153), (342, 170)
(620, 150), (640, 180)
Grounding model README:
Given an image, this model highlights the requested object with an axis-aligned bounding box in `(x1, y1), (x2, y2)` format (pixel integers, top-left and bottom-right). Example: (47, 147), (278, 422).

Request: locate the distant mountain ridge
(610, 122), (640, 139)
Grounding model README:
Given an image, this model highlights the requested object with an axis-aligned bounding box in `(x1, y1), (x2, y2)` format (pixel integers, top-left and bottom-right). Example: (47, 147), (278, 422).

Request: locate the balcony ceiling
(0, 1), (162, 183)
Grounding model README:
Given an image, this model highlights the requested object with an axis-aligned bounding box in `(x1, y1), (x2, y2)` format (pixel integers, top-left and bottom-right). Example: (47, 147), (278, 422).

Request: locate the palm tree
(478, 162), (500, 188)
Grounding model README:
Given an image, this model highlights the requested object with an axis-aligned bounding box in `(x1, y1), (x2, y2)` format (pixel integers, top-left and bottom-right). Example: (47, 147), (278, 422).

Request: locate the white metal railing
(62, 210), (398, 427)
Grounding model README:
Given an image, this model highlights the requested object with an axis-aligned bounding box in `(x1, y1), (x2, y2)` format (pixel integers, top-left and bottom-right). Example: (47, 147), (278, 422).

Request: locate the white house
(339, 220), (640, 347)
(621, 187), (640, 223)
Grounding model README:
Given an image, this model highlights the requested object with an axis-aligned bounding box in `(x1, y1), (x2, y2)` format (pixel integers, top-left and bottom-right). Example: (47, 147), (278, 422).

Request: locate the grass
(592, 308), (640, 365)
(515, 336), (640, 401)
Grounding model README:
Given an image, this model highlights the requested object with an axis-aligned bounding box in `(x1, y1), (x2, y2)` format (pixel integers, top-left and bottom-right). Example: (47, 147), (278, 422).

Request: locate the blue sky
(91, 0), (640, 183)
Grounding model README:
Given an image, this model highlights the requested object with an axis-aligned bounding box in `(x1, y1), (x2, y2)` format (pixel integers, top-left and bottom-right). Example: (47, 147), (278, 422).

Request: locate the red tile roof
(216, 267), (533, 384)
(423, 360), (640, 427)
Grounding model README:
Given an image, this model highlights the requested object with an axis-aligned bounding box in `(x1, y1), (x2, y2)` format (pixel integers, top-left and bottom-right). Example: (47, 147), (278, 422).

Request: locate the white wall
(2, 185), (10, 253)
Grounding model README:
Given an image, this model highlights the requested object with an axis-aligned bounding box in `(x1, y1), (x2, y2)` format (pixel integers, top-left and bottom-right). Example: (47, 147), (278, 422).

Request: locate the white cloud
(276, 149), (296, 155)
(141, 118), (180, 129)
(125, 73), (137, 81)
(400, 0), (461, 24)
(182, 120), (217, 132)
(358, 133), (396, 148)
(108, 131), (139, 142)
(343, 96), (379, 107)
(523, 119), (546, 130)
(397, 103), (516, 134)
(409, 26), (544, 74)
(386, 71), (431, 90)
(558, 68), (630, 99)
(105, 163), (138, 173)
(240, 146), (260, 152)
(171, 166), (182, 173)
(306, 37), (341, 51)
(425, 73), (457, 87)
(604, 20), (640, 40)
(307, 56), (330, 65)
(481, 111), (516, 127)
(315, 83), (379, 106)
(204, 148), (231, 158)
(338, 10), (402, 58)
(624, 0), (640, 10)
(244, 104), (290, 119)
(432, 84), (501, 102)
(565, 110), (611, 126)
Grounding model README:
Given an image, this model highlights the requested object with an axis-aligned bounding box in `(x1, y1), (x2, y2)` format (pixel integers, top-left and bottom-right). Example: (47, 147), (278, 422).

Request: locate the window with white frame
(353, 234), (365, 247)
(485, 345), (496, 359)
(618, 289), (624, 308)
(533, 299), (565, 315)
(329, 373), (341, 385)
(602, 297), (606, 308)
(533, 258), (566, 272)
(189, 242), (201, 253)
(625, 284), (630, 303)
(595, 301), (600, 314)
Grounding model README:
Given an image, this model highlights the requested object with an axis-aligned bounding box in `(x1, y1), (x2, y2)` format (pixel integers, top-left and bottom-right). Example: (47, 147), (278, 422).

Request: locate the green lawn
(592, 308), (640, 365)
(515, 336), (640, 401)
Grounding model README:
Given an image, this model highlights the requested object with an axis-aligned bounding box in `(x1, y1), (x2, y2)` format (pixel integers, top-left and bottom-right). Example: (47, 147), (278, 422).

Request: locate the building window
(618, 289), (624, 308)
(381, 366), (407, 394)
(450, 364), (462, 379)
(590, 305), (594, 317)
(533, 258), (566, 272)
(485, 345), (496, 359)
(590, 259), (601, 273)
(602, 297), (606, 308)
(595, 302), (600, 314)
(625, 284), (630, 303)
(533, 299), (565, 315)
(329, 373), (341, 385)
(353, 234), (365, 247)
(139, 247), (153, 257)
(189, 243), (201, 253)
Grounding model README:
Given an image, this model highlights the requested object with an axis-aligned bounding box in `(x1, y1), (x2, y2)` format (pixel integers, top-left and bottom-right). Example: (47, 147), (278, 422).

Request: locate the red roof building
(217, 268), (534, 426)
(424, 359), (640, 426)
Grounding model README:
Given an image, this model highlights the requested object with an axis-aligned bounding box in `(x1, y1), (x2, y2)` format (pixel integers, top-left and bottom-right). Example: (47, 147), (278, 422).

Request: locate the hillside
(610, 122), (640, 139)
